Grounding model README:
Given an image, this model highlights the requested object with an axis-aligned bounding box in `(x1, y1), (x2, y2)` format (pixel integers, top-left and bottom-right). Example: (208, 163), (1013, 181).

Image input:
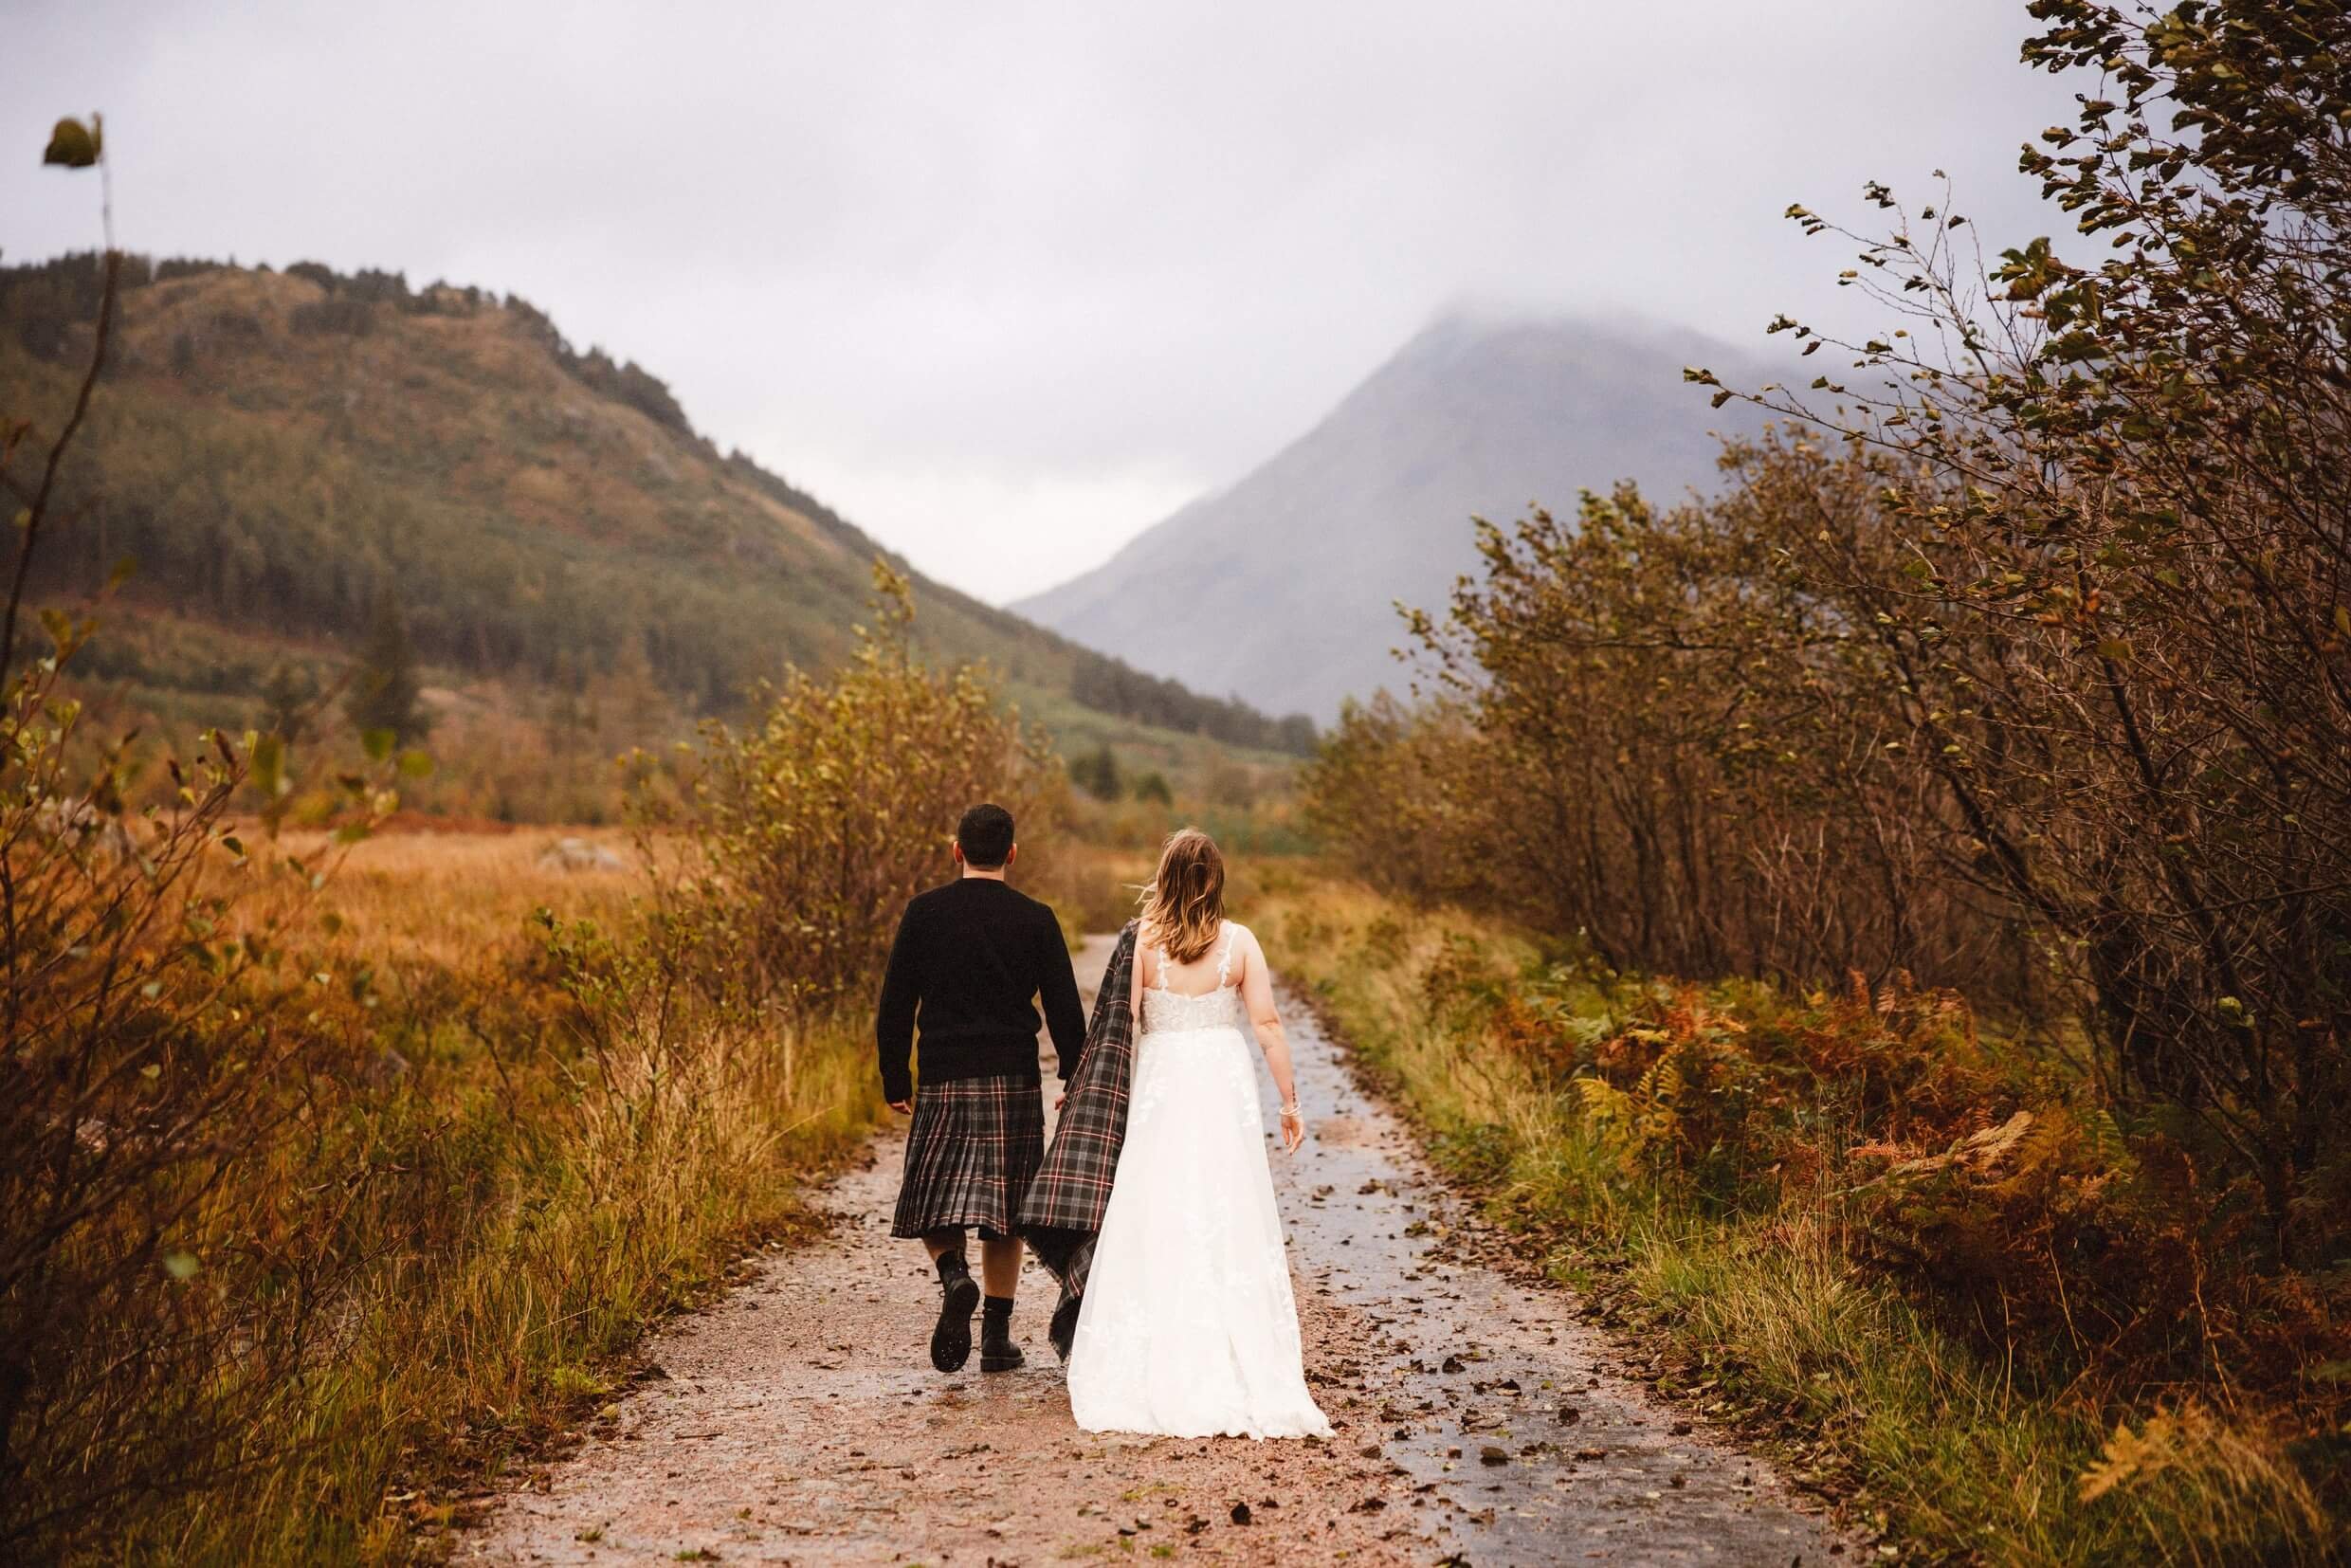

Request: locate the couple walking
(874, 802), (1331, 1438)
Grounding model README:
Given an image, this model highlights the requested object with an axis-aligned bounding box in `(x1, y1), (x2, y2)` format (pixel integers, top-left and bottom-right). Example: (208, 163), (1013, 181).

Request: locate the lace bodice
(1139, 928), (1247, 1035)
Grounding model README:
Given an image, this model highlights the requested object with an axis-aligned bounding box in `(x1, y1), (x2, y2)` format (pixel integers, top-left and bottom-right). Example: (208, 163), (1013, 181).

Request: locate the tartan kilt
(889, 1073), (1046, 1241)
(1016, 921), (1139, 1302)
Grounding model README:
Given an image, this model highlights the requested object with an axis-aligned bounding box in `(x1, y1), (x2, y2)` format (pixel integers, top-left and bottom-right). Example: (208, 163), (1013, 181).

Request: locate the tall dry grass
(20, 827), (883, 1564)
(263, 826), (644, 968)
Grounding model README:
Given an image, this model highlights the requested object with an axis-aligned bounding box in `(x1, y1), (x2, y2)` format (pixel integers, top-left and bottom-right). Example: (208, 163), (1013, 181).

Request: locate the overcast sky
(5, 3), (2072, 603)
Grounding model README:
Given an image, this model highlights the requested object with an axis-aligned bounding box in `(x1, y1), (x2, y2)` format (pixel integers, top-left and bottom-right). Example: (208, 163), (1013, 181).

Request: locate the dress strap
(1214, 927), (1236, 988)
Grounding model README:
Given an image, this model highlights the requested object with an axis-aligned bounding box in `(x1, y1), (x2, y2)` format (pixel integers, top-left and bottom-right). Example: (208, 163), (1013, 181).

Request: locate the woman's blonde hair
(1138, 827), (1226, 965)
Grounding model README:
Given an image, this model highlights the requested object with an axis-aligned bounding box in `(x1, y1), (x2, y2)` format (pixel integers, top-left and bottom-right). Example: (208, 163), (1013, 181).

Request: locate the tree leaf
(42, 116), (100, 169)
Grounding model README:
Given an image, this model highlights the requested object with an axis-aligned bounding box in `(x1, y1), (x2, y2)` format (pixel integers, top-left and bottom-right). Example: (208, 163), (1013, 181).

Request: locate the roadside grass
(103, 830), (884, 1564)
(1252, 871), (2338, 1567)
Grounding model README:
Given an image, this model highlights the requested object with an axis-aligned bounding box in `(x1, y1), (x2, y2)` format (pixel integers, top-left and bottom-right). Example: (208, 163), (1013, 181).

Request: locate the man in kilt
(877, 803), (1085, 1373)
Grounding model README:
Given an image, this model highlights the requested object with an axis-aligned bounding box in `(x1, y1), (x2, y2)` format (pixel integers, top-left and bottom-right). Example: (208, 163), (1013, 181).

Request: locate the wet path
(465, 939), (1843, 1565)
(1271, 990), (1834, 1562)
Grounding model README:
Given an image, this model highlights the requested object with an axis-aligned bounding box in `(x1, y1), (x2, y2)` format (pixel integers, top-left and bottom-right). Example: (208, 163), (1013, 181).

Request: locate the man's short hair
(957, 802), (1015, 868)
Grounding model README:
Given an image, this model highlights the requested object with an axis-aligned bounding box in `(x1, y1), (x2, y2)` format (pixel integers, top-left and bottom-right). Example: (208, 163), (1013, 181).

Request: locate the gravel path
(465, 938), (1846, 1565)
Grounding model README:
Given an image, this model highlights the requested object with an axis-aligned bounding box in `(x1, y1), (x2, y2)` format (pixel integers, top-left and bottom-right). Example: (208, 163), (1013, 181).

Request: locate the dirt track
(464, 938), (1846, 1565)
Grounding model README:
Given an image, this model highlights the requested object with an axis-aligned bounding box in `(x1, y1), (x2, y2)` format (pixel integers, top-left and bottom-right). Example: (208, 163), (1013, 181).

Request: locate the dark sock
(983, 1294), (1012, 1323)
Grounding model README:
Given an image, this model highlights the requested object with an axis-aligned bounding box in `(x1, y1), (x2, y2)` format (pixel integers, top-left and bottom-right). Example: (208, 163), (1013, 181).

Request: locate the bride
(1064, 829), (1332, 1439)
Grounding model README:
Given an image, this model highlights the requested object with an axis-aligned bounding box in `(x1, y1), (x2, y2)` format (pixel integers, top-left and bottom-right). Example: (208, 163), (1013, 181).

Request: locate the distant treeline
(0, 253), (1313, 753)
(0, 250), (696, 433)
(1070, 653), (1315, 754)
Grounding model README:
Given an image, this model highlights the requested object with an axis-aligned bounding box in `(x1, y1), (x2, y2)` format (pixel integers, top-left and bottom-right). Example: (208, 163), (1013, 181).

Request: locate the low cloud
(4, 1), (2070, 602)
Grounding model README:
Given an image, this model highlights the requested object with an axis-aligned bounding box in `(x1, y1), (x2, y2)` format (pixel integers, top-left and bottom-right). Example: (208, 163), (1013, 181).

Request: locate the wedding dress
(1066, 925), (1332, 1438)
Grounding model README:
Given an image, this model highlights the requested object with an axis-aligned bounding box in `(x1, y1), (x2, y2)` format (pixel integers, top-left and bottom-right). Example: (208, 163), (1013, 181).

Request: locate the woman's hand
(1278, 1103), (1304, 1155)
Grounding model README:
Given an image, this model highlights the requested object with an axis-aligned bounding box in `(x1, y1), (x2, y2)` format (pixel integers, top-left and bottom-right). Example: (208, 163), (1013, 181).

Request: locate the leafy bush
(0, 616), (377, 1551)
(663, 563), (1061, 1016)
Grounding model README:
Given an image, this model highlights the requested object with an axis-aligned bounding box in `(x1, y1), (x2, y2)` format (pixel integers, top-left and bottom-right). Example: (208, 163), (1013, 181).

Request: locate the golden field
(15, 818), (887, 1563)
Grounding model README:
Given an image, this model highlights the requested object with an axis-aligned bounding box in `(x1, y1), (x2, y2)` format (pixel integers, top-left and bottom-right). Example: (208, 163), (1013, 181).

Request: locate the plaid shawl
(1015, 921), (1138, 1355)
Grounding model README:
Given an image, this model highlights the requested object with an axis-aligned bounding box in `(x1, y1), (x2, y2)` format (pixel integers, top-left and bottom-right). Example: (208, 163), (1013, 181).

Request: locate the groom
(876, 802), (1086, 1373)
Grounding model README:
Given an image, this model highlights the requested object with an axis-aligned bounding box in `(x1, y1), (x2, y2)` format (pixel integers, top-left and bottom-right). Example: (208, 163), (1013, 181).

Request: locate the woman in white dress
(1065, 829), (1332, 1439)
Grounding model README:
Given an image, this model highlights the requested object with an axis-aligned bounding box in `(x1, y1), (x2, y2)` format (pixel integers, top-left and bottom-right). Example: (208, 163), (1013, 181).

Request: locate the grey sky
(6, 3), (2072, 603)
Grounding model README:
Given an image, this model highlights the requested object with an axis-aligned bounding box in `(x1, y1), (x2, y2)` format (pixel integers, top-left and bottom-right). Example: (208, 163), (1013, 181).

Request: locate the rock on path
(465, 937), (1845, 1565)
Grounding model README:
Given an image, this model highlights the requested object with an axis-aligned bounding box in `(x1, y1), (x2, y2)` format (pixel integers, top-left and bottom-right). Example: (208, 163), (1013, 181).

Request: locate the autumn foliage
(656, 563), (1062, 1017)
(1426, 945), (2346, 1422)
(1307, 0), (2349, 1534)
(1, 157), (1050, 1553)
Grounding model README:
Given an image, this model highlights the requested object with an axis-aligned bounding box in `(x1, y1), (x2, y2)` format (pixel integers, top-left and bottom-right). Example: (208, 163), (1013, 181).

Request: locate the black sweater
(874, 877), (1085, 1104)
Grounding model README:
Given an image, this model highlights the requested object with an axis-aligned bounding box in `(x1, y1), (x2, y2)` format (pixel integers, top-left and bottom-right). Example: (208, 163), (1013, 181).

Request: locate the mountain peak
(1013, 313), (1772, 722)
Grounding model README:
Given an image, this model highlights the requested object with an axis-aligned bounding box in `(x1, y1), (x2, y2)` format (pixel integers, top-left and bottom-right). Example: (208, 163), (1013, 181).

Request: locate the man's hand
(1053, 1091), (1066, 1111)
(888, 1099), (913, 1115)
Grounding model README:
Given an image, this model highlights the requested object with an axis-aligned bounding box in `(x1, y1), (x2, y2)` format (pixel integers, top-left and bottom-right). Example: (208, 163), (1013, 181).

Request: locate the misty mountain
(1013, 313), (1777, 722)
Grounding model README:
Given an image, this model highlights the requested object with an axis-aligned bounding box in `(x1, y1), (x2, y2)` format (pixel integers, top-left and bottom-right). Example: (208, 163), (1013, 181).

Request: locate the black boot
(979, 1295), (1024, 1371)
(930, 1251), (979, 1373)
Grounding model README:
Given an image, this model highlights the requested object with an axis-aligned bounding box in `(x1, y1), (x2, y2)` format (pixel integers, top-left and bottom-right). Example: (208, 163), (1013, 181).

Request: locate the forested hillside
(0, 253), (1313, 757)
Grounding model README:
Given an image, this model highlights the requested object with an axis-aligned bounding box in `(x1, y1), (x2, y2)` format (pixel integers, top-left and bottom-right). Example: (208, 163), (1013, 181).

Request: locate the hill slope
(1013, 313), (1775, 721)
(0, 253), (1309, 755)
